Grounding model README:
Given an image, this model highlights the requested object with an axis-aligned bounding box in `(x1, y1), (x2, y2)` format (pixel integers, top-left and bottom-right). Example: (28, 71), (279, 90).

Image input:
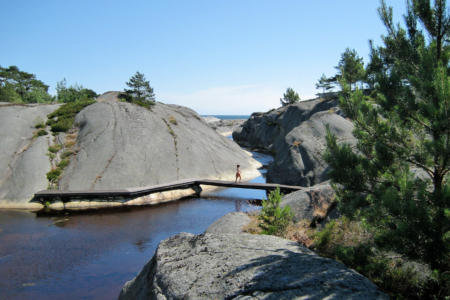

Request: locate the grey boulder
(280, 182), (336, 224)
(232, 98), (355, 187)
(118, 233), (388, 300)
(204, 212), (250, 234)
(232, 98), (339, 150)
(267, 111), (355, 187)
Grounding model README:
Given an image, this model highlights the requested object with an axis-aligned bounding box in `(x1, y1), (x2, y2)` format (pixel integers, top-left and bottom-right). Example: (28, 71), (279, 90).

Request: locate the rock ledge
(119, 233), (388, 299)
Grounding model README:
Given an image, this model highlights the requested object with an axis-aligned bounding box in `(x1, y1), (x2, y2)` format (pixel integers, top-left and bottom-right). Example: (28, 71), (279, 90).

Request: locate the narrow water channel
(0, 148), (273, 300)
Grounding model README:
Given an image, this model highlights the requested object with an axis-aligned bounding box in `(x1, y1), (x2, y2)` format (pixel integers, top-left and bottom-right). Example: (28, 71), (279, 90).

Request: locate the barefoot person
(235, 164), (242, 183)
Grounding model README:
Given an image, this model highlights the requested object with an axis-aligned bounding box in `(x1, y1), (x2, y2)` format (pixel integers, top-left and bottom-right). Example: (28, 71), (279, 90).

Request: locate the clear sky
(1, 0), (408, 114)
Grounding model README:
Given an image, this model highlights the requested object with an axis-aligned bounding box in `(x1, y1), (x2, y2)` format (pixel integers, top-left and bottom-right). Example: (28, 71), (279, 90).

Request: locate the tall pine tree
(324, 0), (450, 272)
(125, 71), (155, 102)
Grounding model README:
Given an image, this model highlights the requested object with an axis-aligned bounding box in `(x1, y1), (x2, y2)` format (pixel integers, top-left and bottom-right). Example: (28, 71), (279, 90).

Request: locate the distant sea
(201, 115), (250, 120)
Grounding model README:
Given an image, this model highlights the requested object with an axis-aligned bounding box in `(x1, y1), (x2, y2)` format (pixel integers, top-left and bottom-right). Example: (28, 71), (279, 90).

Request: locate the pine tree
(258, 187), (293, 236)
(125, 71), (155, 102)
(0, 65), (50, 102)
(334, 48), (365, 90)
(315, 73), (334, 95)
(324, 0), (450, 273)
(280, 87), (300, 106)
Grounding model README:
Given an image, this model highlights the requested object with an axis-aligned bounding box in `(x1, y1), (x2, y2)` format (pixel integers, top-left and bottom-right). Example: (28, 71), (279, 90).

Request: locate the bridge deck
(34, 178), (303, 199)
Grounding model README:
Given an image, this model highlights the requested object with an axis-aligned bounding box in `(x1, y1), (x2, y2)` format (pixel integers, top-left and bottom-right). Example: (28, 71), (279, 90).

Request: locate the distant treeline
(0, 65), (98, 104)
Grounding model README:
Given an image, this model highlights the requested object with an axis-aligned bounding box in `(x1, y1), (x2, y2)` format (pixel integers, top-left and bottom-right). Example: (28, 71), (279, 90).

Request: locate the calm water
(0, 152), (272, 300)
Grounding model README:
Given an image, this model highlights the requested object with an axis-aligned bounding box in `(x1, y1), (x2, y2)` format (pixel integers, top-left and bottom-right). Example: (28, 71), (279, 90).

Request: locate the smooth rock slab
(119, 233), (388, 300)
(204, 212), (250, 234)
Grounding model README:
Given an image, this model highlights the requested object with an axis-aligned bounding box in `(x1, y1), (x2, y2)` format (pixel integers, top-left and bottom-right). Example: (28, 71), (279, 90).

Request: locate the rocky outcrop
(0, 103), (61, 208)
(204, 212), (250, 234)
(203, 117), (247, 136)
(118, 233), (389, 299)
(280, 182), (336, 224)
(0, 99), (261, 209)
(233, 99), (355, 187)
(59, 102), (260, 190)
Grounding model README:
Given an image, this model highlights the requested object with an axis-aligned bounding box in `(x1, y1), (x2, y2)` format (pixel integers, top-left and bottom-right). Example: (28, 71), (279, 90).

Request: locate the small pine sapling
(258, 187), (293, 237)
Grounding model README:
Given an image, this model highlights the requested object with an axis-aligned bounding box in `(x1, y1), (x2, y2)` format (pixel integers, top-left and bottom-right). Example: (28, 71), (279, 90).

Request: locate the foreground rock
(119, 233), (388, 299)
(0, 98), (261, 209)
(233, 99), (355, 187)
(0, 103), (61, 208)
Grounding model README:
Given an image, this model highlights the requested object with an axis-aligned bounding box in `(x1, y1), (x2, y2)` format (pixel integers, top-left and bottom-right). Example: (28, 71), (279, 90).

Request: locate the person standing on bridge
(235, 164), (242, 183)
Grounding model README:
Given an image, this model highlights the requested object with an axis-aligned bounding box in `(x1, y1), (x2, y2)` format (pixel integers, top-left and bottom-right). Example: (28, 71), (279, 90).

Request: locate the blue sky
(1, 0), (407, 114)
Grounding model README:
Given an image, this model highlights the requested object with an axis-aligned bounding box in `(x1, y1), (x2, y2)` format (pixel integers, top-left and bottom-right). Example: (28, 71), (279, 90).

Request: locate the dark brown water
(0, 197), (261, 300)
(0, 149), (272, 300)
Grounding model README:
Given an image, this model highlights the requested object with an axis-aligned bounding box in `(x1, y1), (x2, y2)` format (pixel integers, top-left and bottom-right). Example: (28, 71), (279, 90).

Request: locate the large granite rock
(204, 212), (250, 234)
(267, 111), (355, 186)
(0, 99), (261, 208)
(118, 233), (389, 299)
(233, 99), (355, 187)
(59, 102), (260, 192)
(0, 103), (61, 208)
(232, 99), (338, 150)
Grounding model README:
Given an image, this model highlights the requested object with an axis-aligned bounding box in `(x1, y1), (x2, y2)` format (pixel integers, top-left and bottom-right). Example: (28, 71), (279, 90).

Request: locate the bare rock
(232, 99), (338, 150)
(0, 104), (61, 208)
(280, 182), (336, 224)
(0, 100), (261, 208)
(118, 233), (389, 300)
(202, 116), (221, 123)
(205, 118), (247, 137)
(232, 99), (355, 187)
(204, 212), (250, 234)
(58, 101), (261, 197)
(267, 111), (355, 187)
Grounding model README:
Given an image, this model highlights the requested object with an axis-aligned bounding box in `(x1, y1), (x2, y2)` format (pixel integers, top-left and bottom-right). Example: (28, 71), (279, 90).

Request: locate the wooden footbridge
(34, 179), (303, 202)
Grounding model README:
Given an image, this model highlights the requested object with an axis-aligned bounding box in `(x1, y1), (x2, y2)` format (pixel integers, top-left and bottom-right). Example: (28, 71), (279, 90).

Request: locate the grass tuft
(169, 116), (178, 125)
(48, 144), (62, 153)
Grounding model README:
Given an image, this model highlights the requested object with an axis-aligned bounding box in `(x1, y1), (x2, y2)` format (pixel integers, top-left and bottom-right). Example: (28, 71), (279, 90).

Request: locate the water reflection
(0, 146), (274, 300)
(0, 198), (260, 300)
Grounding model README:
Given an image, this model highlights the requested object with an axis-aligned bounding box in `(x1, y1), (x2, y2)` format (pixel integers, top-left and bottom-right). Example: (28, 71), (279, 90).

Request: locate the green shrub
(134, 99), (154, 110)
(62, 151), (73, 159)
(46, 153), (55, 159)
(47, 100), (95, 133)
(258, 187), (293, 236)
(46, 169), (62, 181)
(48, 144), (62, 153)
(50, 119), (72, 133)
(118, 93), (133, 102)
(57, 159), (69, 169)
(334, 244), (424, 299)
(45, 119), (55, 126)
(35, 130), (48, 137)
(118, 93), (155, 110)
